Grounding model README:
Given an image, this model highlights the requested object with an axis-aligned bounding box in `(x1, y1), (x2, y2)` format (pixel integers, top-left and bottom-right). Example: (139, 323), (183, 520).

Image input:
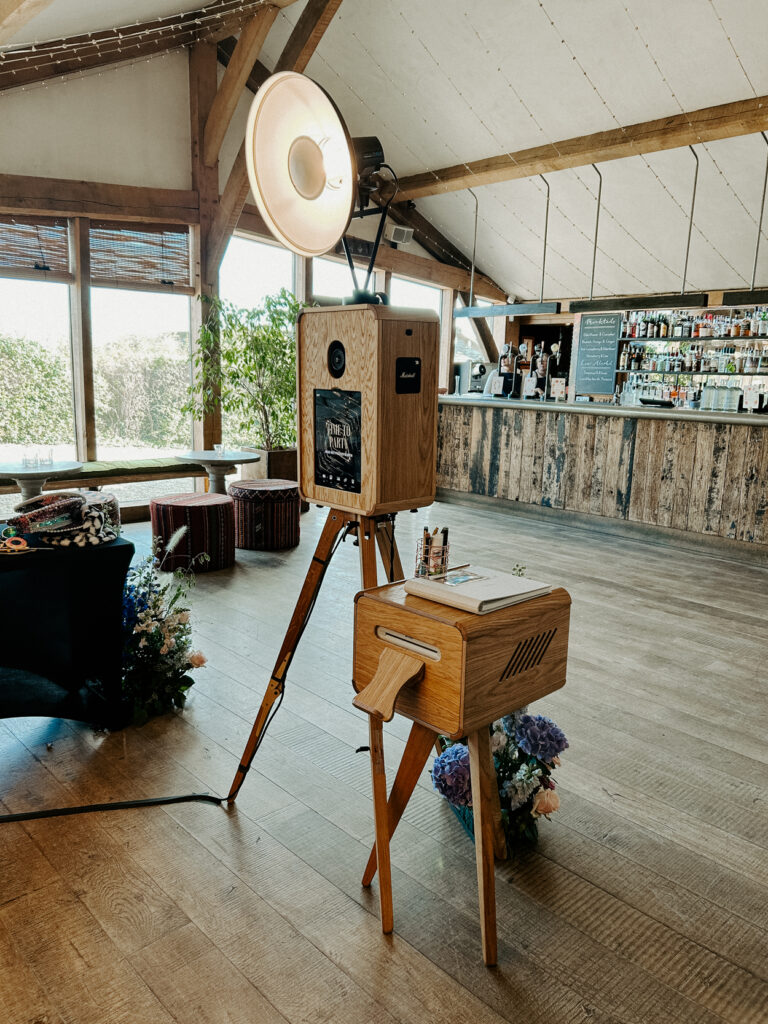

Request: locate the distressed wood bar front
(437, 397), (768, 546)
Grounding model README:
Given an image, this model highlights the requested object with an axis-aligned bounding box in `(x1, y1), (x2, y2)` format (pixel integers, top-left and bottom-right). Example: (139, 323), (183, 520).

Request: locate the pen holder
(415, 539), (449, 577)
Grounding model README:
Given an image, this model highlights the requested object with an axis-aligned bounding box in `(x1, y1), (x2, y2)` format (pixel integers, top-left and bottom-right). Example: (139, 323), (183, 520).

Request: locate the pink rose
(188, 651), (207, 668)
(532, 788), (560, 818)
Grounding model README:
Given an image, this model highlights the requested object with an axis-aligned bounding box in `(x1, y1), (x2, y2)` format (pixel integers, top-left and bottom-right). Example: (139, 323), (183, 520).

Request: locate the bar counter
(436, 396), (768, 547)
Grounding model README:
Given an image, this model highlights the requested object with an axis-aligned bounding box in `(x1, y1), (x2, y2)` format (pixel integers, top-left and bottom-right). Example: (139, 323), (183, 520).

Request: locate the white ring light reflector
(245, 71), (356, 258)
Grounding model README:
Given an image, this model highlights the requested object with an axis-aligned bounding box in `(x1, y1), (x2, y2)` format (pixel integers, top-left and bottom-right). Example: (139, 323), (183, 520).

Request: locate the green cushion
(0, 459), (205, 489)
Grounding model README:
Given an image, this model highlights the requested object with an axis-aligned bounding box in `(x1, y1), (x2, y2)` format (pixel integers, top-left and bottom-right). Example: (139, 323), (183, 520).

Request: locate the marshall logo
(395, 356), (421, 394)
(498, 628), (557, 682)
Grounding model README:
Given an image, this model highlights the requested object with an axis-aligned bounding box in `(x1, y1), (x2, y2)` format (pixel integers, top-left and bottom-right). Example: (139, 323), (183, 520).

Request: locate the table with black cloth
(0, 537), (134, 727)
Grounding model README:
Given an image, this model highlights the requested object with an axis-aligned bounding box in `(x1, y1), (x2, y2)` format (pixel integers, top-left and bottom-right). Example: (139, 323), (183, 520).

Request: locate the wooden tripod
(226, 507), (404, 804)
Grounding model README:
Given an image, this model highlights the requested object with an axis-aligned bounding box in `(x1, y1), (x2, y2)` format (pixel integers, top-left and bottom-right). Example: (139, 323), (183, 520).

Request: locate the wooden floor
(2, 502), (767, 1024)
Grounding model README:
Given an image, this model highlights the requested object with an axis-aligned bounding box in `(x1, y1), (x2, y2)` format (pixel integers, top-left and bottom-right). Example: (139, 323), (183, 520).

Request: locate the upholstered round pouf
(228, 478), (300, 550)
(150, 492), (235, 572)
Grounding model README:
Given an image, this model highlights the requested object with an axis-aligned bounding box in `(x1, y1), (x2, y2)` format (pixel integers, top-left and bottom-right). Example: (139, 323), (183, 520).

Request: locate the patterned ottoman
(150, 492), (235, 572)
(228, 479), (300, 550)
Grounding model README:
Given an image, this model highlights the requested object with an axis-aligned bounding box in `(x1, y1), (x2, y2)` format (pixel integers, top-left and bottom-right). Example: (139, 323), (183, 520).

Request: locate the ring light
(245, 71), (356, 258)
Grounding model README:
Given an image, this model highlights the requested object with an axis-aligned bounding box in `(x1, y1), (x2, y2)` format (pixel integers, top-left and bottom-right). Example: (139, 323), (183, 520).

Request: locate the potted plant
(184, 288), (302, 479)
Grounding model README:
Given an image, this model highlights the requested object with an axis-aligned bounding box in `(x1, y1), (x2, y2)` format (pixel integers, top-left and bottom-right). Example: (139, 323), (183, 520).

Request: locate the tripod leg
(227, 509), (349, 803)
(375, 518), (404, 581)
(362, 721), (436, 886)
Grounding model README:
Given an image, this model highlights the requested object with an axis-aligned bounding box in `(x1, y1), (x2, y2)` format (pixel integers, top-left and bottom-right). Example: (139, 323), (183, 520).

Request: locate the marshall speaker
(297, 304), (439, 516)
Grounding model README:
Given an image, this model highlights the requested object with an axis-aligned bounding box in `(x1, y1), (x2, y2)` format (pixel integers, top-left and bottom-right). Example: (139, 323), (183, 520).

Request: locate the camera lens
(328, 339), (346, 379)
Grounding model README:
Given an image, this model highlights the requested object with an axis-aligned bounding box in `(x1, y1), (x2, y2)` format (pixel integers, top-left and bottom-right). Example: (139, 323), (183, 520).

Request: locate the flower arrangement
(431, 707), (568, 853)
(120, 539), (206, 726)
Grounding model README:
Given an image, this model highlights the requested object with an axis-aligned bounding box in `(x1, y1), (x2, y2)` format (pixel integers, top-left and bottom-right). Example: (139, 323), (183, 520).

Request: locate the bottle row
(617, 373), (767, 413)
(621, 308), (768, 340)
(618, 341), (767, 374)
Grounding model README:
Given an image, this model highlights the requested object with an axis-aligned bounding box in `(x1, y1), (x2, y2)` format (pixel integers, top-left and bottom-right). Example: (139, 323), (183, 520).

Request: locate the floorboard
(1, 501), (766, 1024)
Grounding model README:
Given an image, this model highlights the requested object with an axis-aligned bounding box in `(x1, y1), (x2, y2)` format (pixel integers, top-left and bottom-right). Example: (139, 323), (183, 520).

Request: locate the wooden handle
(352, 648), (425, 722)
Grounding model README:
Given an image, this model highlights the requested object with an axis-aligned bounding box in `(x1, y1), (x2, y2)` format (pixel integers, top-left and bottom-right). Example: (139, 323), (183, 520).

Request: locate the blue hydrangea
(501, 706), (529, 738)
(515, 714), (568, 763)
(431, 743), (472, 807)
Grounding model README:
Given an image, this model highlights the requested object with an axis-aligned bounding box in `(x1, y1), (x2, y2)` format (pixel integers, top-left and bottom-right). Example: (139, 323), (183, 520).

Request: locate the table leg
(207, 466), (228, 495)
(468, 727), (498, 967)
(18, 478), (44, 501)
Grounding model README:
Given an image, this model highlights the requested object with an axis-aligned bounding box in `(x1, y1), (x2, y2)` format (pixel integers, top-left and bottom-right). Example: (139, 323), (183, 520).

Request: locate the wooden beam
(235, 202), (502, 298)
(397, 94), (768, 201)
(190, 41), (222, 451)
(207, 0), (342, 274)
(67, 217), (96, 462)
(0, 172), (199, 224)
(217, 37), (271, 93)
(274, 0), (343, 74)
(203, 6), (280, 167)
(0, 0), (297, 92)
(0, 0), (53, 44)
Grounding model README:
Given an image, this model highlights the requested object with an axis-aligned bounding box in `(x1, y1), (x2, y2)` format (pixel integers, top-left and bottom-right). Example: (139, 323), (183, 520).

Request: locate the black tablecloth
(0, 537), (134, 724)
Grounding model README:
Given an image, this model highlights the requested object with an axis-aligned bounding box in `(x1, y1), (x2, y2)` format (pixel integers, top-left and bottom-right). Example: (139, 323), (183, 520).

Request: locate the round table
(0, 461), (82, 502)
(176, 450), (261, 495)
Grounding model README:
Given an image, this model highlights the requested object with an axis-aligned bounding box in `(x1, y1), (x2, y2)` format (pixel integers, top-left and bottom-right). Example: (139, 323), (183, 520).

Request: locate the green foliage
(0, 335), (73, 444)
(94, 333), (191, 447)
(183, 289), (301, 451)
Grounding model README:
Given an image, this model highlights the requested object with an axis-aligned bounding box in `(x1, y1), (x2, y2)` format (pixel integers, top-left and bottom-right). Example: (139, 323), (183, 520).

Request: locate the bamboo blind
(89, 222), (191, 288)
(0, 215), (69, 273)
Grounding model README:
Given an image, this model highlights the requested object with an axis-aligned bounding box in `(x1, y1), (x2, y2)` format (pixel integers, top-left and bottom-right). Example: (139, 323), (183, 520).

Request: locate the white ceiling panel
(4, 0), (768, 298)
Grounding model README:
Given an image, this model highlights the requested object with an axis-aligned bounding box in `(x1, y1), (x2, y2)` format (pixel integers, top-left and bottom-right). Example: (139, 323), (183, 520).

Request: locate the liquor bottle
(659, 315), (669, 339)
(619, 343), (628, 371)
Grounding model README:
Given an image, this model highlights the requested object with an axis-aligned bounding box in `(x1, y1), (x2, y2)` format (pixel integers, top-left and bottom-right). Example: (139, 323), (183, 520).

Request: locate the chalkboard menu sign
(573, 313), (622, 395)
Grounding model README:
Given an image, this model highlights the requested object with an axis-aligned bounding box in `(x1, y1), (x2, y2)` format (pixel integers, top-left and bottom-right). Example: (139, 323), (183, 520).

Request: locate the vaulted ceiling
(4, 0), (768, 301)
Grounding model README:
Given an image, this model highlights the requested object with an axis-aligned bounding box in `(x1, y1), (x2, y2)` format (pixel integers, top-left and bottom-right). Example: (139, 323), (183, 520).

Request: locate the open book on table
(403, 567), (552, 614)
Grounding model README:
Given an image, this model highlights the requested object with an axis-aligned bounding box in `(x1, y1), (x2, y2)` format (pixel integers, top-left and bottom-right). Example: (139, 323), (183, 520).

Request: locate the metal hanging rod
(750, 131), (768, 292)
(540, 174), (550, 304)
(589, 164), (602, 301)
(455, 176), (560, 318)
(681, 145), (699, 295)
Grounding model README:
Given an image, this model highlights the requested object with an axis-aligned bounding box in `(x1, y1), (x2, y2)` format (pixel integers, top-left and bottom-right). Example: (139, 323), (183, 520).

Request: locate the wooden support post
(439, 287), (457, 392)
(189, 40), (221, 452)
(68, 216), (96, 462)
(468, 727), (498, 966)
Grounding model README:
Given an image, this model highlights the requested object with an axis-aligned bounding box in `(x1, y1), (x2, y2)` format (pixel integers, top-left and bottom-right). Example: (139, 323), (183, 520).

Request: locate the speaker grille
(499, 628), (557, 681)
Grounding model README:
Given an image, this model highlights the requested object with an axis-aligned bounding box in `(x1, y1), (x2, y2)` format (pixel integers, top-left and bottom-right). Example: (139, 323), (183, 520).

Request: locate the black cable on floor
(0, 791), (224, 825)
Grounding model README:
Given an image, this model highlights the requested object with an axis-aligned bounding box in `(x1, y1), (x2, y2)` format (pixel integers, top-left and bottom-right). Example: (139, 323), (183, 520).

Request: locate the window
(313, 256), (354, 302)
(90, 288), (193, 503)
(390, 276), (442, 317)
(220, 235), (293, 309)
(454, 296), (490, 363)
(0, 278), (76, 516)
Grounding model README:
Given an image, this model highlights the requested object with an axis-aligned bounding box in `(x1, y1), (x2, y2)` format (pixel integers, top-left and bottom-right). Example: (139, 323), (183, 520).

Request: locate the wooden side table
(352, 582), (571, 965)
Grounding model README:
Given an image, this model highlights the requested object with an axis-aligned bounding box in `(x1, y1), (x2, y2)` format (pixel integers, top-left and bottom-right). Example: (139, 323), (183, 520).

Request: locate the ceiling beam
(0, 0), (53, 45)
(0, 0), (299, 92)
(273, 0), (343, 74)
(0, 172), (199, 223)
(217, 36), (271, 92)
(396, 94), (768, 201)
(203, 5), (279, 167)
(207, 0), (342, 274)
